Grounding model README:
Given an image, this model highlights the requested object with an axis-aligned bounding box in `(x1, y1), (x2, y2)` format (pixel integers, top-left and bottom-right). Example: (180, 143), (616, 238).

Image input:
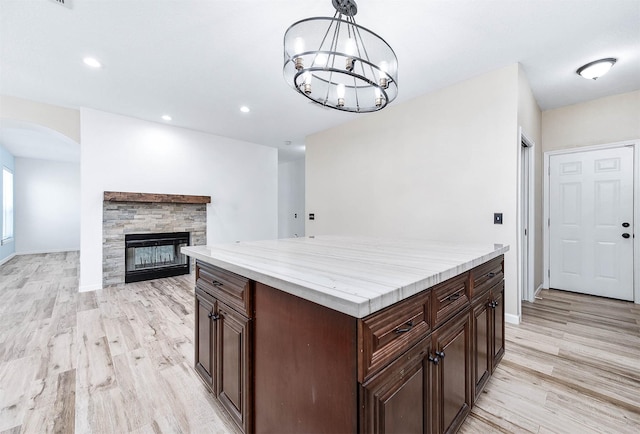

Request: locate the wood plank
(103, 191), (211, 204)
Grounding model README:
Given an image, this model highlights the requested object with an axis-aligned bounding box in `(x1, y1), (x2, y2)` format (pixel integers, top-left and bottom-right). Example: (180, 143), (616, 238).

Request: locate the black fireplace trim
(124, 231), (190, 283)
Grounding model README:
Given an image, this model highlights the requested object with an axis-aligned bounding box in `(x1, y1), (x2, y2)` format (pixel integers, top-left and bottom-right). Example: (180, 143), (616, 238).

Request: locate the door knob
(622, 233), (630, 239)
(622, 222), (630, 228)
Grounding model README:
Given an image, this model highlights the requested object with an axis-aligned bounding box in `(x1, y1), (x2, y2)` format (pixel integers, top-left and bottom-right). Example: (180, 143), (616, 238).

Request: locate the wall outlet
(309, 213), (315, 220)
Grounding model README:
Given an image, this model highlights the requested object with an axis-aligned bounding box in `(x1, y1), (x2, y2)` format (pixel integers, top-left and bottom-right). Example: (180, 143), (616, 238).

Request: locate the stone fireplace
(102, 191), (210, 286)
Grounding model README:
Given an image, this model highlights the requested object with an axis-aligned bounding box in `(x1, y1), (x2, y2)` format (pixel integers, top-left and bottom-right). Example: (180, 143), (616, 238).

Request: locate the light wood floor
(1, 253), (639, 433)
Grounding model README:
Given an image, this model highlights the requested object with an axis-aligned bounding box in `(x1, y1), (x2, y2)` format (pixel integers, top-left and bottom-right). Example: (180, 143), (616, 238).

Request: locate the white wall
(14, 158), (80, 254)
(278, 158), (305, 238)
(80, 108), (278, 291)
(306, 64), (521, 320)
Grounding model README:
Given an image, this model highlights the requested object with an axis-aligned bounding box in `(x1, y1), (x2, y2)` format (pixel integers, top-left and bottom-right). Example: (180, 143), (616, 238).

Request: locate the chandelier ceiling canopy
(283, 0), (398, 113)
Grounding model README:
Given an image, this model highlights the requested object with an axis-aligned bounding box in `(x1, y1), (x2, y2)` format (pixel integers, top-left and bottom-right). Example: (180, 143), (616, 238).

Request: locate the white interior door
(549, 146), (634, 300)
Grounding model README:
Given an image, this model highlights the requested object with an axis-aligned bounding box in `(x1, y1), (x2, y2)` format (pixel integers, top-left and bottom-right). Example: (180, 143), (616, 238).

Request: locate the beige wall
(542, 90), (640, 152)
(517, 66), (543, 294)
(306, 64), (523, 320)
(0, 95), (80, 142)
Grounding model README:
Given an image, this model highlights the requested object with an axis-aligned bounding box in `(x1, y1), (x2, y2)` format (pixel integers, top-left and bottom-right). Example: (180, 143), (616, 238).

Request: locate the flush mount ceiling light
(576, 58), (617, 80)
(283, 0), (398, 113)
(161, 115), (172, 121)
(240, 106), (250, 113)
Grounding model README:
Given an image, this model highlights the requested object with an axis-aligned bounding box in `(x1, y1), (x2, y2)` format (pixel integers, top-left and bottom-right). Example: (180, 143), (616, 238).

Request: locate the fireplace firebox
(124, 232), (190, 283)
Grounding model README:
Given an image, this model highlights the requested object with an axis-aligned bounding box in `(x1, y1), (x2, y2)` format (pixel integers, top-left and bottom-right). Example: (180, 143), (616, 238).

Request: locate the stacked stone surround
(103, 202), (206, 286)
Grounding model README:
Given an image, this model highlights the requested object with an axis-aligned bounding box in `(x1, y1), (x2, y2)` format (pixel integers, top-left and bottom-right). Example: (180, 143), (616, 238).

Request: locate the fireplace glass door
(125, 232), (189, 283)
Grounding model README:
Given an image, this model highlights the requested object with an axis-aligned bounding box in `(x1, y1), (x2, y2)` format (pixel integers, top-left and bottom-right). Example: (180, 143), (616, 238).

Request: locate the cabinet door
(433, 310), (471, 434)
(194, 290), (215, 389)
(216, 304), (252, 433)
(471, 292), (491, 403)
(360, 338), (432, 434)
(491, 282), (505, 372)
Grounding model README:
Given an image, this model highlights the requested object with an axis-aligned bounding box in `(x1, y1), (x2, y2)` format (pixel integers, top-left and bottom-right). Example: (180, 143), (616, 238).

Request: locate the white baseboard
(0, 253), (16, 267)
(534, 284), (543, 298)
(16, 249), (80, 255)
(79, 283), (102, 292)
(505, 313), (520, 325)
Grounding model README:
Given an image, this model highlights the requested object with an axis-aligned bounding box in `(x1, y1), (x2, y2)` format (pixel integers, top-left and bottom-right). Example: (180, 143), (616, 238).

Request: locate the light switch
(494, 213), (503, 224)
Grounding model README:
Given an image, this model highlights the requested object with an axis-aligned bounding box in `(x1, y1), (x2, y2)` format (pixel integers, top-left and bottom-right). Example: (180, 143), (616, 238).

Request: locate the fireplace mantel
(104, 191), (211, 204)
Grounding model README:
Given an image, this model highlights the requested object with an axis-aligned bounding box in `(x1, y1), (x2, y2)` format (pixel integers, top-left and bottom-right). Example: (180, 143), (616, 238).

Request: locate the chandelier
(283, 0), (398, 113)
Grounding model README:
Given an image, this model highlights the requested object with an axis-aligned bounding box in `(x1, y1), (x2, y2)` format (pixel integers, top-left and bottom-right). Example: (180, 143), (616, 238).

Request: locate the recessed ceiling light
(240, 106), (250, 113)
(83, 57), (102, 68)
(162, 115), (172, 121)
(576, 58), (617, 80)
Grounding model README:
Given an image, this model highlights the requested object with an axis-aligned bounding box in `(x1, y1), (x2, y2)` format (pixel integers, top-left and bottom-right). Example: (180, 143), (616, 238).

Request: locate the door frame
(517, 128), (536, 306)
(543, 139), (639, 304)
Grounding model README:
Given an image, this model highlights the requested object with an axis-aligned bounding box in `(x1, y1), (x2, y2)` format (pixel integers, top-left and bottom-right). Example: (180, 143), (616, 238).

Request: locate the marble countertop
(182, 236), (509, 318)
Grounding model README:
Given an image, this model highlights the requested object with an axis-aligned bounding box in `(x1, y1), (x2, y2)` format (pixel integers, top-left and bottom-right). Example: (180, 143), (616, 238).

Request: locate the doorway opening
(544, 141), (637, 302)
(518, 128), (536, 310)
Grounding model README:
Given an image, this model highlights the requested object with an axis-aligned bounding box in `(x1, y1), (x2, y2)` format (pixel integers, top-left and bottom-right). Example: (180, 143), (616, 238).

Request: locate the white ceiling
(1, 0), (639, 162)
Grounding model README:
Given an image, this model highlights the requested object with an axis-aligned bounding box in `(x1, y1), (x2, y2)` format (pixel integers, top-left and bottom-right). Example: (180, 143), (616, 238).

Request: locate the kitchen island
(182, 236), (508, 434)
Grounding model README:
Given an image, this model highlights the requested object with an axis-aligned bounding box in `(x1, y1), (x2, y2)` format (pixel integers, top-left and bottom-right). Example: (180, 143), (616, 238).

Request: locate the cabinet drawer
(196, 261), (252, 317)
(358, 291), (431, 382)
(470, 255), (503, 300)
(431, 273), (469, 327)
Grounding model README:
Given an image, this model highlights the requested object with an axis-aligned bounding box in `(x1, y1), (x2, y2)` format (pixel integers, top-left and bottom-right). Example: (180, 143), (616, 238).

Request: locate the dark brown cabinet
(471, 278), (505, 403)
(432, 309), (471, 434)
(490, 281), (505, 372)
(360, 338), (433, 434)
(193, 255), (505, 434)
(194, 262), (253, 434)
(217, 302), (251, 432)
(195, 289), (215, 388)
(471, 290), (491, 402)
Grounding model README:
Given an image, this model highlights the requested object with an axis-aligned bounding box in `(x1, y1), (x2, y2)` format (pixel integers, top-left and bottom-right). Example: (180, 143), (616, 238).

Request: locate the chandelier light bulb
(378, 61), (389, 89)
(294, 37), (305, 55)
(374, 87), (383, 108)
(345, 38), (356, 71)
(302, 72), (312, 94)
(345, 38), (356, 56)
(294, 37), (305, 70)
(314, 53), (328, 67)
(336, 83), (346, 107)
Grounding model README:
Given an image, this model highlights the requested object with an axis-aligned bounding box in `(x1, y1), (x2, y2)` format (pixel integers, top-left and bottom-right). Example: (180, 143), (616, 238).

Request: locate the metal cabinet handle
(208, 312), (220, 321)
(394, 321), (414, 334)
(428, 354), (440, 365)
(487, 272), (496, 278)
(211, 280), (223, 286)
(445, 293), (462, 302)
(435, 351), (445, 359)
